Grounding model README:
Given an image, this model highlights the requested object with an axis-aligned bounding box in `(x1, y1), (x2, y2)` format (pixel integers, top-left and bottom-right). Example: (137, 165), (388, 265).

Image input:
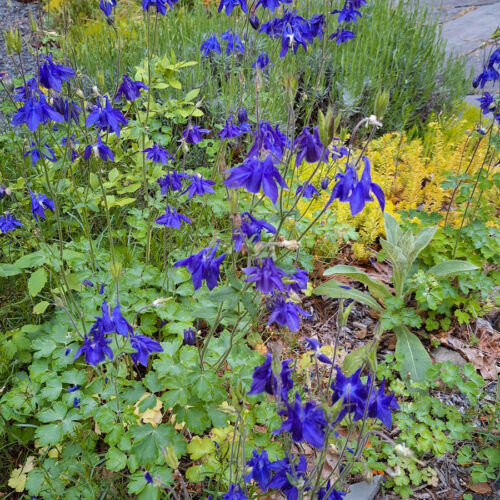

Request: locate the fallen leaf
(8, 456), (35, 492)
(467, 482), (492, 494)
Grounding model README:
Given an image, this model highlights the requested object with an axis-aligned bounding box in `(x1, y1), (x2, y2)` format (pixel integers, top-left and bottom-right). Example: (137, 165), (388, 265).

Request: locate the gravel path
(0, 0), (40, 80)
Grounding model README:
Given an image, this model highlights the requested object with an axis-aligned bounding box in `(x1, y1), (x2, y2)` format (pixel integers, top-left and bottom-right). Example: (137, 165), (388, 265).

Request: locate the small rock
(432, 346), (467, 367)
(345, 476), (383, 500)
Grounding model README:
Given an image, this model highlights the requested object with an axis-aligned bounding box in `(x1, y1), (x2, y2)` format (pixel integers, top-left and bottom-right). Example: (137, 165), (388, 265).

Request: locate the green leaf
(14, 251), (46, 269)
(384, 212), (403, 245)
(186, 436), (215, 460)
(33, 301), (50, 315)
(314, 279), (383, 312)
(35, 424), (62, 446)
(411, 226), (436, 260)
(105, 448), (127, 472)
(427, 260), (479, 278)
(395, 325), (432, 386)
(323, 265), (391, 300)
(0, 263), (21, 277)
(28, 268), (48, 297)
(342, 342), (378, 376)
(40, 378), (62, 401)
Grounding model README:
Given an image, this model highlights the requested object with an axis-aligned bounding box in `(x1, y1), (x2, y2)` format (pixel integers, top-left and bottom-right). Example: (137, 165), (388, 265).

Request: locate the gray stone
(431, 346), (467, 367)
(345, 476), (384, 500)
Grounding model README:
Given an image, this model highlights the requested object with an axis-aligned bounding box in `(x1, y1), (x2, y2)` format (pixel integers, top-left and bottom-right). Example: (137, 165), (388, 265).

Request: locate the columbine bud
(183, 328), (197, 346)
(162, 445), (179, 470)
(182, 140), (189, 154)
(237, 107), (248, 124)
(29, 10), (37, 33)
(153, 298), (167, 307)
(255, 72), (262, 93)
(318, 106), (336, 146)
(249, 13), (260, 30)
(109, 261), (122, 283)
(374, 88), (390, 121)
(367, 114), (383, 127)
(320, 176), (330, 190)
(76, 88), (85, 99)
(4, 28), (22, 55)
(0, 185), (7, 200)
(92, 86), (99, 96)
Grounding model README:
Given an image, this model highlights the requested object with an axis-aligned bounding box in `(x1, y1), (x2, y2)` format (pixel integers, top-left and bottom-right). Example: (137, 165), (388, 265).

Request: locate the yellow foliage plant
(295, 105), (499, 261)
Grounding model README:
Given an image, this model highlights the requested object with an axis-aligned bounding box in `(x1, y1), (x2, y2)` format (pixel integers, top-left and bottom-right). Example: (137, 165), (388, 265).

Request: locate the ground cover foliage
(0, 0), (499, 499)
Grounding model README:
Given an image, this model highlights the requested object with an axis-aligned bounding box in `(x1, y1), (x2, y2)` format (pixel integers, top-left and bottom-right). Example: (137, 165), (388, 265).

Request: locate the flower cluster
(73, 300), (162, 367)
(200, 30), (245, 56)
(329, 0), (366, 44)
(475, 48), (500, 125)
(259, 10), (324, 57)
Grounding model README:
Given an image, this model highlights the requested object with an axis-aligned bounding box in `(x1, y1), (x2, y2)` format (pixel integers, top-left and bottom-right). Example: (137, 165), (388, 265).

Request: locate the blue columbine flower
(247, 121), (288, 160)
(286, 268), (308, 293)
(86, 96), (128, 137)
(222, 484), (249, 500)
(183, 328), (197, 345)
(332, 2), (362, 23)
(255, 0), (291, 11)
(115, 74), (149, 101)
(143, 143), (174, 164)
(155, 206), (192, 229)
(25, 142), (57, 167)
(329, 28), (355, 44)
(24, 142), (57, 167)
(294, 126), (327, 165)
(67, 385), (80, 393)
(367, 378), (399, 428)
(304, 337), (332, 364)
(326, 157), (385, 216)
(275, 392), (328, 448)
(249, 12), (260, 29)
(478, 92), (496, 114)
(182, 173), (216, 198)
(73, 397), (81, 409)
(157, 170), (184, 194)
(308, 13), (325, 39)
(224, 155), (288, 204)
(0, 213), (24, 234)
(52, 97), (81, 124)
(268, 454), (307, 500)
(331, 367), (368, 421)
(296, 182), (320, 199)
(252, 52), (270, 70)
(144, 471), (154, 484)
(112, 302), (134, 337)
(218, 0), (248, 16)
(100, 0), (117, 16)
(243, 257), (286, 294)
(39, 54), (75, 93)
(219, 116), (243, 139)
(200, 34), (222, 56)
(142, 0), (177, 15)
(317, 482), (346, 500)
(473, 65), (500, 89)
(221, 30), (245, 54)
(245, 450), (272, 491)
(30, 190), (55, 221)
(233, 211), (276, 251)
(74, 330), (113, 366)
(174, 242), (227, 291)
(84, 134), (114, 162)
(268, 296), (310, 331)
(248, 353), (294, 399)
(12, 93), (63, 132)
(130, 334), (163, 366)
(182, 124), (210, 144)
(13, 77), (38, 102)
